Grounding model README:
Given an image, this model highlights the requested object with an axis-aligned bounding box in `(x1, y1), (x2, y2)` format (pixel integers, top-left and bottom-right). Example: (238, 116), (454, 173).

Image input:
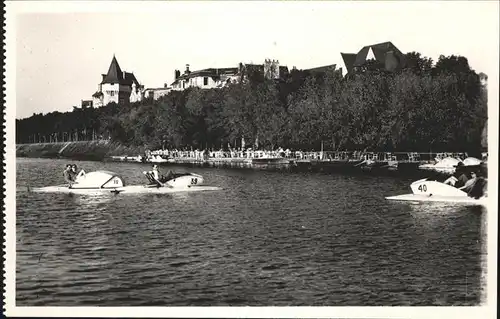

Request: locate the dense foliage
(16, 53), (488, 154)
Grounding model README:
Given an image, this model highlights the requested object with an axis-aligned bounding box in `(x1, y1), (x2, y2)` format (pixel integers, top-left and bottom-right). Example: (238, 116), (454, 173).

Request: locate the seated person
(443, 175), (458, 187)
(63, 164), (74, 187)
(145, 165), (160, 184)
(71, 164), (85, 180)
(152, 165), (160, 180)
(460, 171), (478, 194)
(154, 170), (175, 184)
(444, 162), (468, 188)
(163, 170), (174, 182)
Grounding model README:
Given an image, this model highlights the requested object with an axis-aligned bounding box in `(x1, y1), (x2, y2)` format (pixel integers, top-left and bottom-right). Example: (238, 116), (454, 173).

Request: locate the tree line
(16, 52), (488, 155)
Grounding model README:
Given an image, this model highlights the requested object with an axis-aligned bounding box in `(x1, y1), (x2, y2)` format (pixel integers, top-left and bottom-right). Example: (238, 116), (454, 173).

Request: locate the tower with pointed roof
(92, 55), (144, 107)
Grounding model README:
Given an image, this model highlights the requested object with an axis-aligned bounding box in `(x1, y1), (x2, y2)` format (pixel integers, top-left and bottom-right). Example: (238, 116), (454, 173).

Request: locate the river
(15, 157), (487, 306)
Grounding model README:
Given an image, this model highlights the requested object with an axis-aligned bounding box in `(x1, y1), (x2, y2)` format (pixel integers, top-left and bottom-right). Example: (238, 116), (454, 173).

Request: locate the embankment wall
(16, 141), (145, 161)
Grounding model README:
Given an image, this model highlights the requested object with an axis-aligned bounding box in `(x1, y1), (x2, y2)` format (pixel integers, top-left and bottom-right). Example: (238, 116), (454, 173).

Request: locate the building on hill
(241, 59), (289, 82)
(144, 85), (172, 100)
(170, 59), (289, 91)
(81, 100), (93, 108)
(340, 41), (406, 76)
(304, 64), (343, 77)
(92, 55), (144, 107)
(305, 64), (337, 74)
(170, 64), (241, 91)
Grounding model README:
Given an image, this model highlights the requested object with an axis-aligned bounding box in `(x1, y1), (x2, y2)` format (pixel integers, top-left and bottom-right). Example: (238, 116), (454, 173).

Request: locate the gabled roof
(306, 64), (337, 73)
(340, 53), (357, 74)
(123, 72), (140, 86)
(145, 87), (171, 91)
(92, 91), (103, 98)
(353, 41), (405, 67)
(341, 41), (406, 74)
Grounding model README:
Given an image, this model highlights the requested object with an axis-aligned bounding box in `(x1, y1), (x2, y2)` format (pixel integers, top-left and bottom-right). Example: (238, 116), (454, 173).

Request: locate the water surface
(16, 158), (487, 306)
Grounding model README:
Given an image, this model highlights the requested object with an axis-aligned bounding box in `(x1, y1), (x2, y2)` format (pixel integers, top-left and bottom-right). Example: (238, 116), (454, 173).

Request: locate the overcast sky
(13, 1), (499, 119)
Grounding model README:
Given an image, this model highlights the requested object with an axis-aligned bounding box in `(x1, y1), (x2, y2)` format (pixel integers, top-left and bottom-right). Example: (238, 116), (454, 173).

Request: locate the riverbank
(17, 141), (484, 178)
(16, 140), (146, 161)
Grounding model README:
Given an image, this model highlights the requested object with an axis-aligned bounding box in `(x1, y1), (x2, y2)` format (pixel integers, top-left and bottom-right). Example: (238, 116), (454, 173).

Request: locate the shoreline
(16, 141), (472, 179)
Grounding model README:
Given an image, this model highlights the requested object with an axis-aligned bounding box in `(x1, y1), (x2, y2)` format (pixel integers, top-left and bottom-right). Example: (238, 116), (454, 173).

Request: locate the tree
(405, 51), (433, 75)
(16, 51), (487, 155)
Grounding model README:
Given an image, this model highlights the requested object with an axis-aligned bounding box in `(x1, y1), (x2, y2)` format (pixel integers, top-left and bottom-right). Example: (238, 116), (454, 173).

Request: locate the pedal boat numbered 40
(386, 178), (487, 206)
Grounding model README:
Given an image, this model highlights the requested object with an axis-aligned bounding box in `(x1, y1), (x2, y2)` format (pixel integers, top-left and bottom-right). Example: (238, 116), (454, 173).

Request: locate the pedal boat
(386, 178), (487, 206)
(31, 170), (220, 195)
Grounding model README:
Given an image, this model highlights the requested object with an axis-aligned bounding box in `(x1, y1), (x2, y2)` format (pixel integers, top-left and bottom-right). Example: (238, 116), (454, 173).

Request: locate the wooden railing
(146, 150), (472, 163)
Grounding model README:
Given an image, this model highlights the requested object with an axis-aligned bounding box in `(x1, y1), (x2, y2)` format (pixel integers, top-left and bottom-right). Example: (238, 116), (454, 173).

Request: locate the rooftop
(341, 41), (406, 74)
(101, 55), (140, 86)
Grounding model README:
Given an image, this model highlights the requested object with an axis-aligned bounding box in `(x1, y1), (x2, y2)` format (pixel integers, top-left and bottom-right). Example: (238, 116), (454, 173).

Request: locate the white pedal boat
(31, 170), (221, 195)
(386, 178), (487, 206)
(148, 155), (168, 163)
(418, 157), (461, 175)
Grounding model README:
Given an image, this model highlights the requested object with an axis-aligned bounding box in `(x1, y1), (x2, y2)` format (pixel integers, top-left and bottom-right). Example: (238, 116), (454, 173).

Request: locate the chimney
(175, 69), (180, 79)
(185, 64), (190, 74)
(101, 74), (106, 82)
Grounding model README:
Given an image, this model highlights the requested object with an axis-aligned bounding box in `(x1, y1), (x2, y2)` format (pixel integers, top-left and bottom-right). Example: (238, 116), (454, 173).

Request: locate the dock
(108, 150), (478, 176)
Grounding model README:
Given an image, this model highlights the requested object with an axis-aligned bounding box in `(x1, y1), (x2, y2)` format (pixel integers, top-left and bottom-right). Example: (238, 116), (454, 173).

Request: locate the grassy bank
(16, 140), (145, 161)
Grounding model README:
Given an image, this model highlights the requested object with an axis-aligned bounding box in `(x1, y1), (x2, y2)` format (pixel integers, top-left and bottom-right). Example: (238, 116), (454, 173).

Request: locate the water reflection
(72, 193), (116, 207)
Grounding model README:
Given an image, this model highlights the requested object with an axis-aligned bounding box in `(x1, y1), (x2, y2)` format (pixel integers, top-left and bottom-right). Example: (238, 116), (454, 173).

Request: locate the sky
(12, 1), (500, 119)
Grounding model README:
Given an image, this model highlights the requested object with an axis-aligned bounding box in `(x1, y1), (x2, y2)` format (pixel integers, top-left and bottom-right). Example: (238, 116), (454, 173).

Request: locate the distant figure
(63, 164), (74, 187)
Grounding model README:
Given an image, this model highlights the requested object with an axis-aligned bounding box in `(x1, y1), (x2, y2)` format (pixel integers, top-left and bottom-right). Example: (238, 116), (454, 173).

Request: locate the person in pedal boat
(460, 170), (477, 193)
(444, 162), (469, 188)
(145, 165), (163, 185)
(152, 165), (159, 180)
(70, 164), (86, 181)
(162, 169), (174, 182)
(63, 164), (74, 187)
(145, 165), (175, 185)
(462, 170), (487, 199)
(71, 164), (78, 178)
